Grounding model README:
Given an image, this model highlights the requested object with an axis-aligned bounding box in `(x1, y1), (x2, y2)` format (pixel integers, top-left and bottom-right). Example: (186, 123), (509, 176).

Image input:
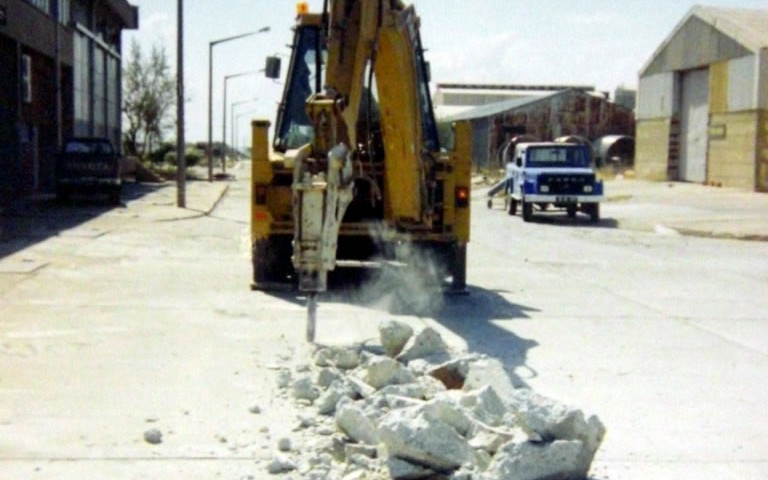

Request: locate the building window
(93, 47), (106, 137)
(58, 0), (70, 24)
(73, 31), (90, 135)
(21, 54), (32, 104)
(26, 0), (51, 14)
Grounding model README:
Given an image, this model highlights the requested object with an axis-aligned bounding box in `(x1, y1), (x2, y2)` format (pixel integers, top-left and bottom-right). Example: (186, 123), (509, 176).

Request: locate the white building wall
(728, 55), (756, 112)
(637, 72), (677, 120)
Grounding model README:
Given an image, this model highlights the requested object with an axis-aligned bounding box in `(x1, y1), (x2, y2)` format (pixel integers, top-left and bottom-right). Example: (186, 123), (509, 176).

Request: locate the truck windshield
(274, 26), (322, 151)
(527, 146), (589, 168)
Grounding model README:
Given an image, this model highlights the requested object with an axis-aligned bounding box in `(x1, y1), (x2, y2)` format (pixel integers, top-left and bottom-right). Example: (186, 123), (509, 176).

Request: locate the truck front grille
(539, 173), (595, 195)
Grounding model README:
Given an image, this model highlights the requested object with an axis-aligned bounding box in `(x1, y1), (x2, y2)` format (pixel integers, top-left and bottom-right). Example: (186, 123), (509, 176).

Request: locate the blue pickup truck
(488, 142), (603, 222)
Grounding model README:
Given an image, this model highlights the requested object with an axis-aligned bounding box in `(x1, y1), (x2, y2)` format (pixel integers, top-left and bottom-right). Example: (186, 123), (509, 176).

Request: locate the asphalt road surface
(0, 162), (766, 479)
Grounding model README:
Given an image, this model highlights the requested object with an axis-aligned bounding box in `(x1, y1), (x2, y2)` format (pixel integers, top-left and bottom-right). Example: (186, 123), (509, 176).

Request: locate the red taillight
(253, 211), (270, 221)
(456, 186), (469, 208)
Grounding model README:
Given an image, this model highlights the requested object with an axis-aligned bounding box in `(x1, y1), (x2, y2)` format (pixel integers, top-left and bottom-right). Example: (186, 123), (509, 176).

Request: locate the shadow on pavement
(266, 263), (541, 389)
(0, 183), (165, 260)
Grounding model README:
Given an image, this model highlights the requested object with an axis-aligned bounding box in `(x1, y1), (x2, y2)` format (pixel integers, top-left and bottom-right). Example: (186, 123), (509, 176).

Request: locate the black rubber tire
(253, 236), (294, 287)
(487, 198), (493, 209)
(522, 200), (533, 222)
(508, 198), (517, 216)
(449, 242), (467, 292)
(567, 205), (577, 218)
(588, 203), (600, 223)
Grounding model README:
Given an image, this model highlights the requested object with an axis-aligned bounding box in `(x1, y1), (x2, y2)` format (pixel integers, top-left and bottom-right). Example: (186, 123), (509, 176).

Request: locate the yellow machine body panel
(251, 0), (471, 293)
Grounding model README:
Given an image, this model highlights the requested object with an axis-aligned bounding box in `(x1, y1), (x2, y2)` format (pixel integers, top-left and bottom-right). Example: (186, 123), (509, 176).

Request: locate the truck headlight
(583, 185), (593, 193)
(540, 185), (550, 193)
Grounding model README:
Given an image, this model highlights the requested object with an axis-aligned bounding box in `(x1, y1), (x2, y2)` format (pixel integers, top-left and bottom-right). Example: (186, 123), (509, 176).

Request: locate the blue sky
(124, 0), (768, 145)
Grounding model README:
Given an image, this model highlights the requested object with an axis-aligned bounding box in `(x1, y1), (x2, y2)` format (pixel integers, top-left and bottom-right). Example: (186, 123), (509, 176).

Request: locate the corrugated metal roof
(640, 5), (768, 76)
(694, 6), (768, 51)
(440, 91), (563, 122)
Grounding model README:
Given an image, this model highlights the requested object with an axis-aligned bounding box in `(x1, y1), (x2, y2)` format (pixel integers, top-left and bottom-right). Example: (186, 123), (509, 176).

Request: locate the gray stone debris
(379, 319), (414, 357)
(361, 356), (416, 390)
(335, 397), (380, 446)
(267, 453), (296, 474)
(292, 375), (321, 402)
(396, 327), (450, 364)
(268, 321), (605, 480)
(143, 429), (163, 445)
(378, 408), (475, 470)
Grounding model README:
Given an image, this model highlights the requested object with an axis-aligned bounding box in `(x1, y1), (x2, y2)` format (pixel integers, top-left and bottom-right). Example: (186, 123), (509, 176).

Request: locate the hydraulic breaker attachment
(292, 143), (354, 341)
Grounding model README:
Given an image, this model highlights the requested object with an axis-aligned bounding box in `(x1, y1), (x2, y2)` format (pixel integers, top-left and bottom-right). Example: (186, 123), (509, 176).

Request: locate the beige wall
(708, 111), (758, 189)
(636, 118), (674, 181)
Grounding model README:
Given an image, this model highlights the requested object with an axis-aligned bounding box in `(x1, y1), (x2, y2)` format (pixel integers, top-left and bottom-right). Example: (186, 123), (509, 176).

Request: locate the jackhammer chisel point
(306, 293), (318, 343)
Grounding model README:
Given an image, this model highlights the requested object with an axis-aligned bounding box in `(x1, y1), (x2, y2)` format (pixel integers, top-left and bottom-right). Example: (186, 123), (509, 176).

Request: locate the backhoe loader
(250, 0), (472, 340)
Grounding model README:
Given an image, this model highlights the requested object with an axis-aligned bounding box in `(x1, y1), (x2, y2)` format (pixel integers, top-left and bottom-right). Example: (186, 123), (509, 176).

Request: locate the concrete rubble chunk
(375, 382), (426, 400)
(143, 429), (163, 445)
(460, 385), (509, 427)
(278, 437), (292, 451)
(361, 356), (417, 390)
(427, 354), (484, 389)
(335, 398), (380, 446)
(386, 456), (436, 479)
(344, 443), (378, 459)
(292, 375), (321, 402)
(418, 395), (472, 437)
(507, 388), (606, 465)
(378, 408), (474, 470)
(379, 320), (414, 357)
(314, 346), (361, 370)
(468, 428), (525, 455)
(317, 367), (344, 388)
(417, 374), (448, 399)
(267, 453), (296, 474)
(316, 379), (356, 415)
(484, 439), (588, 480)
(396, 327), (451, 364)
(462, 358), (517, 401)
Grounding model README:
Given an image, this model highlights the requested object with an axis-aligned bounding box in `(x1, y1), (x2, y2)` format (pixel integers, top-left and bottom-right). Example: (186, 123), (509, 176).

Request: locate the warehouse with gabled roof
(635, 6), (768, 191)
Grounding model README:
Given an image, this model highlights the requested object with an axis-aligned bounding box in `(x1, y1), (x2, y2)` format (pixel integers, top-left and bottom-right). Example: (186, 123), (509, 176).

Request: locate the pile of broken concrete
(267, 320), (605, 479)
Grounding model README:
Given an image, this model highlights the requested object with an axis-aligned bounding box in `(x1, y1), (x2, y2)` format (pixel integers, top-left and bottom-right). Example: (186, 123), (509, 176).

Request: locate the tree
(122, 40), (176, 157)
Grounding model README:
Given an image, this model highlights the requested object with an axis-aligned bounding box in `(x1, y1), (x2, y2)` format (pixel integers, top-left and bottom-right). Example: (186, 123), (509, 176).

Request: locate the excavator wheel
(252, 236), (294, 290)
(448, 242), (468, 295)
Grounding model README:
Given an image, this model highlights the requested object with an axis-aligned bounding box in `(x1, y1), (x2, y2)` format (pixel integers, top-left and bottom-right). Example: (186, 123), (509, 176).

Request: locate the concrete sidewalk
(603, 178), (768, 241)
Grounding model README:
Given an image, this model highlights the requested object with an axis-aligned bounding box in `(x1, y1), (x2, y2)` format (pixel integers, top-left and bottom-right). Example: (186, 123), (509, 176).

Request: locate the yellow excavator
(250, 0), (472, 341)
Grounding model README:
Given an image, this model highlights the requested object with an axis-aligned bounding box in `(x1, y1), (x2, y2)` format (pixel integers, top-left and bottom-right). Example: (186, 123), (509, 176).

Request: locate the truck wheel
(508, 198), (517, 216)
(522, 200), (533, 222)
(588, 203), (600, 223)
(252, 236), (293, 289)
(567, 205), (577, 218)
(487, 198), (493, 209)
(449, 242), (468, 294)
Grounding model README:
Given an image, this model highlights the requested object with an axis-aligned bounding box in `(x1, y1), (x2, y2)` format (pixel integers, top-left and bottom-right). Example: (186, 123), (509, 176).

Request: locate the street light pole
(222, 71), (259, 175)
(206, 26), (270, 182)
(231, 99), (259, 157)
(176, 0), (186, 207)
(234, 108), (259, 157)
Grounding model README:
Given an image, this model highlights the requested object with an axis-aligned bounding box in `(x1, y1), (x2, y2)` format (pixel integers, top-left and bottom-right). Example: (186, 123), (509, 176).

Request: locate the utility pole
(176, 0), (186, 207)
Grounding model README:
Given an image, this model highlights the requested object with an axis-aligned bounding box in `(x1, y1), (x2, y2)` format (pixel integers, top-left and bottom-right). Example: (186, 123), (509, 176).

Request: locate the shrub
(150, 142), (175, 164)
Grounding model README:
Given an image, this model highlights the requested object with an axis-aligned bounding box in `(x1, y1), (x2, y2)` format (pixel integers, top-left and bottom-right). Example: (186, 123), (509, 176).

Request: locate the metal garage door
(679, 69), (709, 183)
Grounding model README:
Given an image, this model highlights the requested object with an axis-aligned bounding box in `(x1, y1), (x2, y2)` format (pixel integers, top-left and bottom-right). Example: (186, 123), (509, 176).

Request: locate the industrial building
(0, 0), (138, 205)
(635, 6), (768, 191)
(436, 84), (635, 169)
